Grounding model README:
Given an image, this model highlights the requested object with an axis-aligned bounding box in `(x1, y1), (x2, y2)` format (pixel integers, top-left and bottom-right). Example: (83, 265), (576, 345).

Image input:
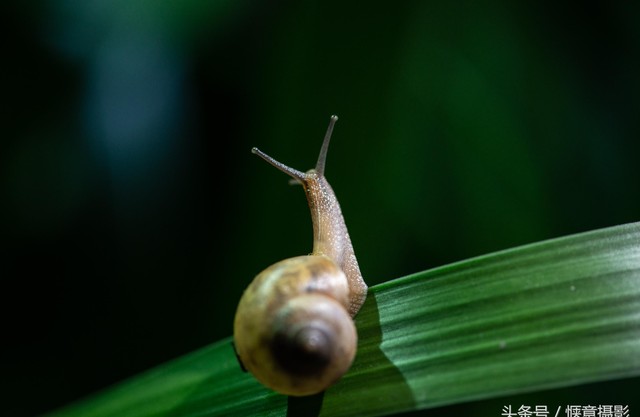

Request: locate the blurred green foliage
(1, 1), (638, 416)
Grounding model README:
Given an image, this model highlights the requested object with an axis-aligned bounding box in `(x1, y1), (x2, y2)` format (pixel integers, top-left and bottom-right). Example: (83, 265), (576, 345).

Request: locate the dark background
(2, 1), (638, 416)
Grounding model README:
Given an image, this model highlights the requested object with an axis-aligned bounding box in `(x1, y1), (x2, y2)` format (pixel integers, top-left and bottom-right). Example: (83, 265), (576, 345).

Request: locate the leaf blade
(45, 222), (640, 417)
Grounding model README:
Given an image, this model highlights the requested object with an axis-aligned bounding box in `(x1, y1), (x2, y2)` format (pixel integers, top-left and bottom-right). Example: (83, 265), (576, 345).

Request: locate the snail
(233, 115), (367, 396)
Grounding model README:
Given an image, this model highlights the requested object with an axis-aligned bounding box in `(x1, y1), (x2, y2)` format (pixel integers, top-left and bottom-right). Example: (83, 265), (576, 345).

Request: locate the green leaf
(45, 222), (640, 417)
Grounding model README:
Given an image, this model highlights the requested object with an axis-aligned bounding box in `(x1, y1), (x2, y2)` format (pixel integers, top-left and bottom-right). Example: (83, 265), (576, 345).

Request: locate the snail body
(233, 115), (367, 396)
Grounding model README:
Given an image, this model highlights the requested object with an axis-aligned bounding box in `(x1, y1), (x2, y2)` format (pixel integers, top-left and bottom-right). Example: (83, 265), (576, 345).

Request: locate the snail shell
(234, 256), (356, 396)
(233, 115), (367, 396)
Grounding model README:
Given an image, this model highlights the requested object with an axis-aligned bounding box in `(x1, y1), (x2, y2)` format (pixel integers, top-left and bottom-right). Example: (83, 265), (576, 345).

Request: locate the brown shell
(233, 256), (357, 396)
